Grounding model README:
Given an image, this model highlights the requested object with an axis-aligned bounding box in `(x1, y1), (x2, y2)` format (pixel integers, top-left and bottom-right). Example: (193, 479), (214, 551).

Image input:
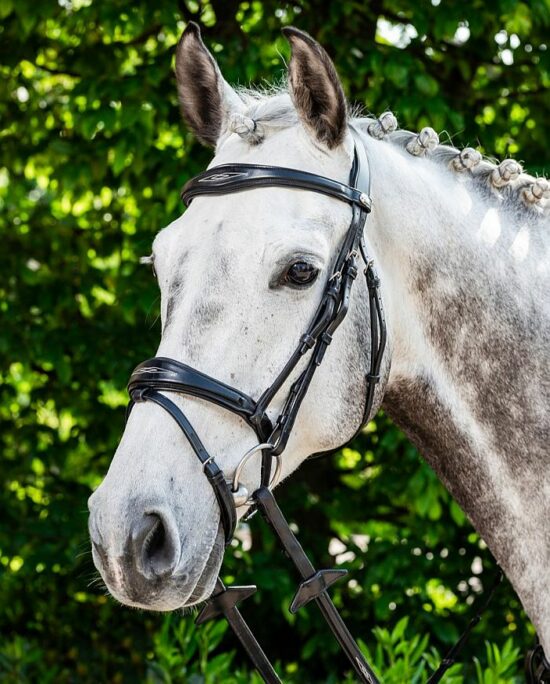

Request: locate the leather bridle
(126, 126), (386, 546)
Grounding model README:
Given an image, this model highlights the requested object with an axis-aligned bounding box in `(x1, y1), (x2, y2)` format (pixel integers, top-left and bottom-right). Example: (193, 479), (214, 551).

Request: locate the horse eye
(285, 261), (319, 287)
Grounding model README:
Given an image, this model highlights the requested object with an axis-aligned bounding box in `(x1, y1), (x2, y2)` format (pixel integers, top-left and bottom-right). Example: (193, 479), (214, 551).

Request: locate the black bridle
(127, 126), (384, 682)
(127, 126), (385, 548)
(124, 128), (549, 683)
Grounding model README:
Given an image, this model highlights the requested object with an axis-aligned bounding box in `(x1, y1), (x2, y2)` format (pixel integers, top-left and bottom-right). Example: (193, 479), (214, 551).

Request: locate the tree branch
(35, 63), (80, 78)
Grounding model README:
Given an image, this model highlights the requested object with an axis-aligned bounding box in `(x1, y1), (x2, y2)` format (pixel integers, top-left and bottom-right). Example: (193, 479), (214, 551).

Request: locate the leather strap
(349, 123), (371, 202)
(181, 163), (372, 211)
(127, 388), (237, 544)
(129, 357), (273, 440)
(525, 643), (550, 683)
(427, 571), (503, 683)
(361, 246), (387, 426)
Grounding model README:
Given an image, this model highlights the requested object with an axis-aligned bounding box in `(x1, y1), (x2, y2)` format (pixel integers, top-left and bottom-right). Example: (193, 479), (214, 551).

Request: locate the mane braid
(225, 86), (548, 214)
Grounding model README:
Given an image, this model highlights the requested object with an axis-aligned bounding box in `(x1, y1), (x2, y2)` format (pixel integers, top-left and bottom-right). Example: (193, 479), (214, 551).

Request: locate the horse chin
(184, 526), (225, 607)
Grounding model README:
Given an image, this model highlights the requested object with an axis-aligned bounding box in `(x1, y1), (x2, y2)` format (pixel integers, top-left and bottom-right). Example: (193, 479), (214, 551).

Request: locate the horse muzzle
(88, 498), (223, 610)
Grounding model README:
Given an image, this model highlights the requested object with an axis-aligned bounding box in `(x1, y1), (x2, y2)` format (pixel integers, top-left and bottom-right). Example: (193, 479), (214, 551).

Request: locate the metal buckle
(202, 454), (216, 472)
(359, 192), (371, 209)
(330, 250), (359, 284)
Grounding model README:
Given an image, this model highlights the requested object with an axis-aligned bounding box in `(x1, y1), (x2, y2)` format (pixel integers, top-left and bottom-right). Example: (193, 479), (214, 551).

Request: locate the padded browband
(181, 163), (372, 211)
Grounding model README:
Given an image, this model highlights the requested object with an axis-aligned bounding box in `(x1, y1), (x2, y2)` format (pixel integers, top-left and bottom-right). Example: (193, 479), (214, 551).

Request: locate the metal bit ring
(231, 442), (282, 506)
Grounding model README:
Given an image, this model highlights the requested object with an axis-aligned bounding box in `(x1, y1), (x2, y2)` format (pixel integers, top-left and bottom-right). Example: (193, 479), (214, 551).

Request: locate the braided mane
(224, 88), (549, 215)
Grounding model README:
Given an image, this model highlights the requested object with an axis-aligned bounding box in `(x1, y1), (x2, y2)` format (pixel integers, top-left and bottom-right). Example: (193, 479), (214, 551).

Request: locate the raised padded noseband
(127, 358), (273, 544)
(128, 357), (273, 438)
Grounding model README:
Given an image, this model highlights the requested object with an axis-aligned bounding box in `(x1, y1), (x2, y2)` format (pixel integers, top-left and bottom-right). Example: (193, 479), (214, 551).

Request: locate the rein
(125, 127), (549, 683)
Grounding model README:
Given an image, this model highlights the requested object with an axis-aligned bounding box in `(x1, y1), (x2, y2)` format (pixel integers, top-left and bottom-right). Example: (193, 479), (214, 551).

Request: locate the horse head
(88, 25), (389, 610)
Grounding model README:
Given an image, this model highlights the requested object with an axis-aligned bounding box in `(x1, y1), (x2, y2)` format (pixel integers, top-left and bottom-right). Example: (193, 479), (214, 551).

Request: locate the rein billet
(125, 127), (544, 683)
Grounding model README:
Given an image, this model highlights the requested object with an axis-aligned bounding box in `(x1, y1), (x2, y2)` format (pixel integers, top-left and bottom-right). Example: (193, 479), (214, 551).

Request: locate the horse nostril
(145, 517), (165, 558)
(131, 513), (179, 579)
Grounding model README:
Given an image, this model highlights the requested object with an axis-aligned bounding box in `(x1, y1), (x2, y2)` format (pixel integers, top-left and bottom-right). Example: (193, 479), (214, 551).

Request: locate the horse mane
(226, 86), (550, 216)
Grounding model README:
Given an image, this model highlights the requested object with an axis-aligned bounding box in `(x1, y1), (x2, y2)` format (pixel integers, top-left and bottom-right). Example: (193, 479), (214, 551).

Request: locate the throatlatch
(126, 126), (546, 682)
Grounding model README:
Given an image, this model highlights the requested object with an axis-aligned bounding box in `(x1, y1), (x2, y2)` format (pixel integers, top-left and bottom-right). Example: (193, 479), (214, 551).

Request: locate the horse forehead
(159, 126), (354, 258)
(211, 126), (353, 179)
(156, 128), (354, 300)
(164, 186), (340, 266)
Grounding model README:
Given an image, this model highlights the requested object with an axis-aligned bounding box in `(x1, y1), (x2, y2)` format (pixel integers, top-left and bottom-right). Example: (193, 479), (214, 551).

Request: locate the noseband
(127, 126), (385, 546)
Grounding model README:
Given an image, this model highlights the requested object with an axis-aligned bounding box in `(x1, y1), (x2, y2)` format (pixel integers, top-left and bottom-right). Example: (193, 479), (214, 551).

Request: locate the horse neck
(361, 132), (550, 652)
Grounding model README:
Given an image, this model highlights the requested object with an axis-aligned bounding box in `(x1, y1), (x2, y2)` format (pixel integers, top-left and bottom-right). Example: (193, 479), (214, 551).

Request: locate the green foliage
(473, 640), (522, 684)
(1, 0), (548, 682)
(146, 617), (264, 683)
(357, 616), (460, 684)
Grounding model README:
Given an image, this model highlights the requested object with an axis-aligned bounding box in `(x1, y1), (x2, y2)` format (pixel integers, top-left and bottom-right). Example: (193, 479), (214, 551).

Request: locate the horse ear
(175, 23), (242, 147)
(282, 27), (347, 149)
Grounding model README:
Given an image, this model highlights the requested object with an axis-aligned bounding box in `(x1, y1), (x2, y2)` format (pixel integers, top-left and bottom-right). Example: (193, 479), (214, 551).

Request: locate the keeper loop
(300, 333), (316, 350)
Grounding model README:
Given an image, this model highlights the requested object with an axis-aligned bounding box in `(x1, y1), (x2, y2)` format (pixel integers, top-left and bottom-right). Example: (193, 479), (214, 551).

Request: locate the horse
(88, 23), (550, 669)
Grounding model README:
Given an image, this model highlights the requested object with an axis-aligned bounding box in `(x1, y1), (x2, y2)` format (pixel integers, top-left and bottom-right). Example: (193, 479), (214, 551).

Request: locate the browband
(181, 163), (372, 211)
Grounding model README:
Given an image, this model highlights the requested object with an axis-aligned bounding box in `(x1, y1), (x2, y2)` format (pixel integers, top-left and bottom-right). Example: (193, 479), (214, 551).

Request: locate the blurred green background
(1, 0), (549, 682)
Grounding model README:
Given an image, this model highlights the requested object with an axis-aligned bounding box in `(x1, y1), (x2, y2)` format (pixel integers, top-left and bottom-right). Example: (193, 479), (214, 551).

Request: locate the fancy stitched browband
(180, 162), (372, 210)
